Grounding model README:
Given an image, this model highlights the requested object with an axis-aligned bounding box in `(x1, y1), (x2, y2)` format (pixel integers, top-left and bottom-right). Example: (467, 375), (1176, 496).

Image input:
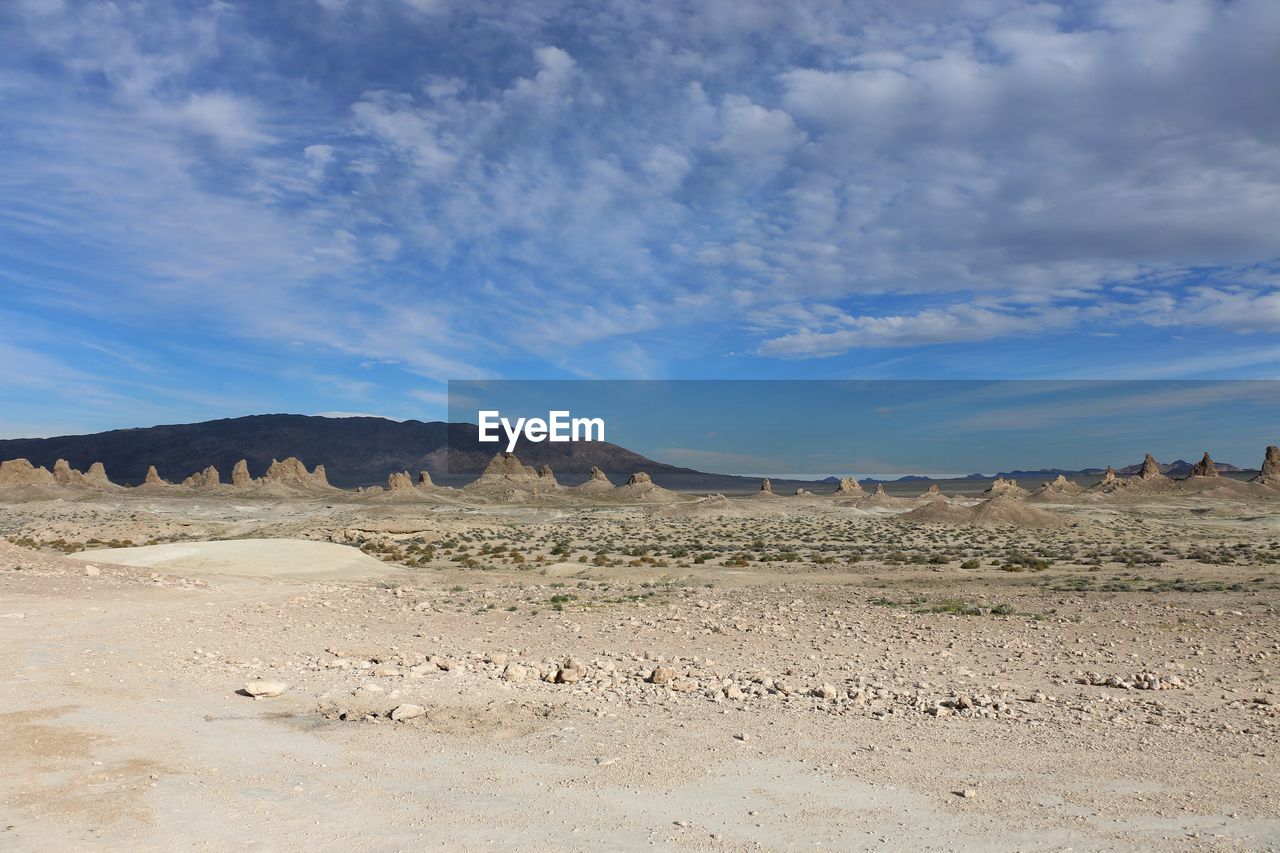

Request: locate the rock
(961, 788), (978, 799)
(502, 663), (527, 683)
(84, 565), (100, 577)
(387, 471), (414, 492)
(574, 466), (615, 494)
(231, 459), (252, 486)
(1188, 451), (1219, 478)
(143, 465), (168, 486)
(1253, 445), (1280, 484)
(555, 658), (586, 684)
(0, 459), (55, 486)
(52, 459), (86, 486)
(812, 682), (838, 700)
(389, 703), (425, 721)
(874, 483), (887, 496)
(263, 457), (329, 488)
(475, 453), (540, 484)
(242, 680), (288, 699)
(1100, 466), (1117, 485)
(417, 470), (434, 487)
(649, 665), (676, 685)
(182, 465), (221, 487)
(627, 472), (653, 486)
(835, 476), (864, 495)
(1137, 453), (1164, 480)
(84, 462), (112, 487)
(538, 464), (558, 485)
(759, 478), (772, 494)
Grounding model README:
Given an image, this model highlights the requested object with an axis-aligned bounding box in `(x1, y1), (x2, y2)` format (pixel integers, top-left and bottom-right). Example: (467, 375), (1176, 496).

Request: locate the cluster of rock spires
(0, 458), (119, 489)
(0, 457), (330, 490)
(458, 454), (680, 503)
(3, 444), (1279, 497)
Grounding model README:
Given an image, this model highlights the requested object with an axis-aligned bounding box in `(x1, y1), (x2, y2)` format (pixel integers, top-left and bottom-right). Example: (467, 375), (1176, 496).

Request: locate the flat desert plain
(1, 469), (1278, 851)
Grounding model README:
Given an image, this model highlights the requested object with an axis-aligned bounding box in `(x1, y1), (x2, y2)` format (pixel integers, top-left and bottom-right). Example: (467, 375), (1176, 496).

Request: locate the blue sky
(451, 380), (1280, 477)
(1, 0), (1279, 439)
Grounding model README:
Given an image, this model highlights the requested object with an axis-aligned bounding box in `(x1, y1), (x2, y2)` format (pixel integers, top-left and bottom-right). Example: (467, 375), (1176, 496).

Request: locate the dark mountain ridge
(0, 414), (760, 489)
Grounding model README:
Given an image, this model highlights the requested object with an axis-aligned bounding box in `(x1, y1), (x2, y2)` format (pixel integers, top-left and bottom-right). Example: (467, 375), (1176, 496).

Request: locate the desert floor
(1, 488), (1278, 851)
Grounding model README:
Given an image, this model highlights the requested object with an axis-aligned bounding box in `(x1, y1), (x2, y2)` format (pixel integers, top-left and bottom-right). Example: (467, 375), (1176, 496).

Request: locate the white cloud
(2, 0), (1278, 396)
(174, 91), (270, 149)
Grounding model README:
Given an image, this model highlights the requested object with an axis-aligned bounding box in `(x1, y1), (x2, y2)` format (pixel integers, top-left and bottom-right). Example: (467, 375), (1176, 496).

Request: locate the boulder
(242, 680), (288, 699)
(627, 472), (652, 486)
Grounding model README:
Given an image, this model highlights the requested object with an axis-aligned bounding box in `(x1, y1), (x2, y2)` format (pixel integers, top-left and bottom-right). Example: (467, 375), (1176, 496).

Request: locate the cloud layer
(1, 0), (1278, 430)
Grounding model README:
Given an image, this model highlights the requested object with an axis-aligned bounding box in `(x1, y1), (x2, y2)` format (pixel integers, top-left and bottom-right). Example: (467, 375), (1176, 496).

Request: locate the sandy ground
(1, 486), (1278, 851)
(66, 538), (391, 580)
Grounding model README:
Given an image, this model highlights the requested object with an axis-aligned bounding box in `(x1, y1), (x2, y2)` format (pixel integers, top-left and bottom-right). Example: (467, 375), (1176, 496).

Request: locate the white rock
(242, 680), (288, 699)
(389, 703), (425, 721)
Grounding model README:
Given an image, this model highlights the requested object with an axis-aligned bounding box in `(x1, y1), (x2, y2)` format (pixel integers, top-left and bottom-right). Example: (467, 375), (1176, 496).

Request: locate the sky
(451, 380), (1280, 478)
(1, 0), (1279, 441)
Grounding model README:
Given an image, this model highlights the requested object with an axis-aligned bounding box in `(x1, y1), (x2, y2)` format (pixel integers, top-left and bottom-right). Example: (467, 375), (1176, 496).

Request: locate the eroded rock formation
(835, 476), (864, 496)
(1250, 445), (1279, 485)
(182, 466), (221, 487)
(0, 458), (54, 485)
(1188, 452), (1219, 478)
(1137, 453), (1165, 480)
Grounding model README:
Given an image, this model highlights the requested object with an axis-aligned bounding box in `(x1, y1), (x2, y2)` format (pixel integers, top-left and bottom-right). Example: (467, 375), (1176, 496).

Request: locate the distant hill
(972, 460), (1244, 479)
(0, 414), (818, 490)
(0, 415), (1254, 489)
